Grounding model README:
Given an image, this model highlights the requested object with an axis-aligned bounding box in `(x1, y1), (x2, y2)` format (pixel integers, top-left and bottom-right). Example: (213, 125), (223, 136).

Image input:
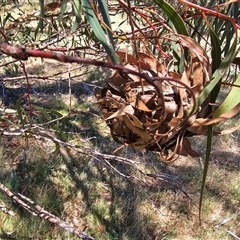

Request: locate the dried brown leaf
(178, 34), (211, 81)
(191, 103), (240, 127)
(106, 105), (134, 120)
(137, 52), (164, 73)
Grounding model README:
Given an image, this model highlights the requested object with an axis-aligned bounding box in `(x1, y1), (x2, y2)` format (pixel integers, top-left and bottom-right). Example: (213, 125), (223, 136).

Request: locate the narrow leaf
(36, 0), (45, 35)
(153, 0), (188, 36)
(72, 0), (82, 23)
(97, 0), (114, 48)
(209, 27), (222, 74)
(3, 13), (12, 27)
(58, 0), (68, 23)
(199, 124), (213, 222)
(72, 0), (83, 32)
(213, 74), (240, 118)
(82, 0), (119, 64)
(208, 20), (222, 103)
(152, 0), (188, 71)
(194, 38), (239, 113)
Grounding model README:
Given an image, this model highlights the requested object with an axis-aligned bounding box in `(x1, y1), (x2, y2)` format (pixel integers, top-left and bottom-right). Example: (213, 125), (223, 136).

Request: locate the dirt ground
(0, 1), (240, 239)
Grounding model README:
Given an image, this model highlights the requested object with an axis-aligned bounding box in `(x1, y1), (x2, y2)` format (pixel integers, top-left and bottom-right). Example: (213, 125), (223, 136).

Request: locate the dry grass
(0, 59), (240, 240)
(0, 1), (240, 239)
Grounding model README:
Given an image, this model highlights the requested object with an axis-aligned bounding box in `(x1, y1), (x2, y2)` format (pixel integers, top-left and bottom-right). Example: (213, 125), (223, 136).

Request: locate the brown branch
(0, 67), (92, 83)
(0, 42), (162, 97)
(0, 183), (95, 240)
(0, 42), (197, 121)
(12, 127), (185, 187)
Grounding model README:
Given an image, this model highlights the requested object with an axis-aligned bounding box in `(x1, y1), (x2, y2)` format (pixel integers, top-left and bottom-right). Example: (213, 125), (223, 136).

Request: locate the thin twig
(0, 183), (95, 240)
(228, 231), (240, 240)
(2, 124), (180, 187)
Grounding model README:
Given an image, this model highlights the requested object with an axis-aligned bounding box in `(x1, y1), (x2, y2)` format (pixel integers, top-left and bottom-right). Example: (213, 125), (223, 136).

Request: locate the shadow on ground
(0, 63), (240, 239)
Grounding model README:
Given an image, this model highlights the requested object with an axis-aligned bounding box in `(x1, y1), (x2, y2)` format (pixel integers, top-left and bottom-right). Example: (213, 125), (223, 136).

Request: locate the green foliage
(153, 0), (188, 36)
(0, 0), (240, 238)
(82, 0), (119, 63)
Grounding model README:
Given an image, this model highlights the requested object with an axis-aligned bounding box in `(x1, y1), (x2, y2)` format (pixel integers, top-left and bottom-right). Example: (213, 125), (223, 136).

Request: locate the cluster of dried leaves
(95, 34), (213, 162)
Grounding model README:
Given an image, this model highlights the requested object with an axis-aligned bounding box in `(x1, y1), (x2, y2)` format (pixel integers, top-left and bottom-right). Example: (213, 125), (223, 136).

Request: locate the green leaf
(97, 0), (114, 48)
(198, 28), (221, 220)
(82, 0), (119, 64)
(153, 0), (188, 36)
(72, 0), (83, 32)
(3, 13), (12, 27)
(221, 22), (235, 56)
(194, 36), (239, 114)
(153, 0), (188, 70)
(197, 20), (238, 222)
(199, 124), (213, 222)
(208, 21), (222, 103)
(72, 0), (82, 23)
(172, 41), (184, 73)
(213, 74), (240, 118)
(33, 105), (51, 122)
(232, 2), (240, 18)
(36, 0), (45, 35)
(71, 19), (80, 33)
(209, 28), (221, 74)
(58, 0), (68, 23)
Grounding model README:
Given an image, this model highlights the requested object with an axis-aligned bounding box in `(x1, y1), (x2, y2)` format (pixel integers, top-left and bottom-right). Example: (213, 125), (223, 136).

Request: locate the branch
(0, 42), (197, 122)
(0, 183), (95, 240)
(0, 42), (162, 98)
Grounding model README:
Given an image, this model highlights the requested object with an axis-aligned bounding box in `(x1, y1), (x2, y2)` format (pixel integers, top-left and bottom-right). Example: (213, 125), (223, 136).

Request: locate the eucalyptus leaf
(208, 20), (222, 103)
(194, 37), (239, 113)
(199, 124), (213, 222)
(58, 0), (68, 23)
(36, 0), (45, 35)
(153, 0), (188, 70)
(153, 0), (188, 36)
(98, 0), (114, 48)
(72, 0), (82, 24)
(82, 0), (119, 64)
(213, 74), (240, 118)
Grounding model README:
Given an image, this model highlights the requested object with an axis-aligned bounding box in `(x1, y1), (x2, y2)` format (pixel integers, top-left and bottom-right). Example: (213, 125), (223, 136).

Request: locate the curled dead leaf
(96, 41), (238, 161)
